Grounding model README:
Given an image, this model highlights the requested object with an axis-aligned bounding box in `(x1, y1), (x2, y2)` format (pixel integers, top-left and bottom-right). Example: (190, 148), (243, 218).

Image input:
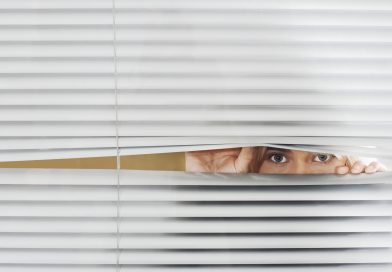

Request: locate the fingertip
(336, 166), (349, 175)
(350, 162), (365, 174)
(365, 162), (377, 174)
(235, 147), (257, 173)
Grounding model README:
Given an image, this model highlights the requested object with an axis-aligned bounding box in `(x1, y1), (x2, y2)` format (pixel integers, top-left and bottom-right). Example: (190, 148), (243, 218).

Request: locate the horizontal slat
(0, 136), (391, 151)
(1, 201), (392, 218)
(2, 91), (392, 106)
(2, 0), (392, 11)
(2, 43), (392, 59)
(0, 266), (114, 272)
(0, 26), (113, 41)
(0, 0), (110, 9)
(115, 0), (392, 11)
(1, 185), (392, 201)
(0, 233), (116, 249)
(0, 137), (117, 150)
(0, 218), (116, 233)
(0, 106), (391, 122)
(3, 59), (392, 74)
(117, 202), (392, 217)
(1, 233), (392, 249)
(0, 12), (112, 25)
(0, 202), (115, 217)
(3, 10), (392, 27)
(117, 107), (392, 122)
(118, 249), (392, 264)
(0, 148), (118, 162)
(116, 76), (392, 90)
(115, 136), (392, 148)
(117, 60), (392, 75)
(0, 217), (391, 233)
(0, 59), (113, 73)
(116, 233), (392, 249)
(0, 265), (391, 272)
(0, 90), (115, 105)
(0, 264), (390, 272)
(114, 11), (392, 27)
(116, 43), (392, 59)
(115, 27), (392, 43)
(120, 218), (392, 233)
(122, 186), (392, 201)
(0, 186), (116, 201)
(0, 248), (390, 265)
(0, 169), (117, 185)
(0, 248), (391, 265)
(0, 76), (113, 89)
(120, 122), (392, 137)
(0, 106), (115, 121)
(0, 249), (114, 264)
(1, 26), (390, 42)
(0, 169), (390, 186)
(0, 42), (113, 58)
(0, 122), (392, 137)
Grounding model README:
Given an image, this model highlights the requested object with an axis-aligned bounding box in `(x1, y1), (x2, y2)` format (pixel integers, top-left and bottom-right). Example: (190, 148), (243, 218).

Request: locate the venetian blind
(0, 169), (391, 271)
(0, 0), (391, 161)
(0, 0), (392, 271)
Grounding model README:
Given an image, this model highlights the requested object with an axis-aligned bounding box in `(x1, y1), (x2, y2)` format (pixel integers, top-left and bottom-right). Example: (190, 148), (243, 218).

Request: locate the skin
(258, 147), (386, 174)
(185, 147), (258, 173)
(260, 148), (345, 174)
(185, 147), (387, 174)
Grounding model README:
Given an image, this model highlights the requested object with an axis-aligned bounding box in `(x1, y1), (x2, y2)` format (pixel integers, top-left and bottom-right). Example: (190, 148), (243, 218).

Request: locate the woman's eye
(270, 153), (287, 163)
(314, 153), (332, 162)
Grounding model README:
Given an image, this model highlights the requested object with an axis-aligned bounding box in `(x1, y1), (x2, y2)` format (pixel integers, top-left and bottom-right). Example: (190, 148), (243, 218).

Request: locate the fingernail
(351, 167), (361, 173)
(337, 167), (348, 175)
(353, 165), (361, 170)
(366, 165), (375, 172)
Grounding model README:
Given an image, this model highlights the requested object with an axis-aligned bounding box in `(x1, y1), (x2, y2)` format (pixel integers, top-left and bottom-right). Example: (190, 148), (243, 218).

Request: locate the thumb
(234, 147), (256, 173)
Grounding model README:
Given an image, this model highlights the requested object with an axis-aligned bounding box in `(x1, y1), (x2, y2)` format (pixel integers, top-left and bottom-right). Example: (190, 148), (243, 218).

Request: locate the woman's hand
(185, 147), (257, 173)
(336, 157), (388, 175)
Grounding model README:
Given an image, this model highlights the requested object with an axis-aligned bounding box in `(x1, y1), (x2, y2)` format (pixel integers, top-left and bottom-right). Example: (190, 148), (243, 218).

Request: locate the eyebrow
(265, 147), (293, 153)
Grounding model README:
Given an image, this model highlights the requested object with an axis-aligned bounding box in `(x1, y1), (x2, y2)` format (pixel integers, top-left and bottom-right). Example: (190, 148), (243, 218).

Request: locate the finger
(375, 161), (388, 172)
(365, 161), (388, 173)
(350, 161), (366, 174)
(365, 161), (379, 173)
(379, 164), (388, 172)
(185, 152), (211, 172)
(234, 147), (256, 173)
(336, 166), (350, 175)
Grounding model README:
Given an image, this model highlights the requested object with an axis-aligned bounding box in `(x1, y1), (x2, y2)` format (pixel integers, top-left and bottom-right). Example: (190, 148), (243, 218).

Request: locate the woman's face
(258, 148), (347, 174)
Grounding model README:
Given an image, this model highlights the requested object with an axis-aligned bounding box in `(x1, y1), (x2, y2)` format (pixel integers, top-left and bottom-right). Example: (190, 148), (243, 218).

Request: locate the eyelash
(267, 153), (336, 164)
(268, 153), (288, 164)
(313, 154), (334, 163)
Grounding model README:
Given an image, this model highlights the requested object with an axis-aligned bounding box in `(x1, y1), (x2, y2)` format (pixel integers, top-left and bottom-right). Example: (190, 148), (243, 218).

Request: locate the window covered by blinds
(0, 0), (391, 161)
(0, 0), (392, 271)
(0, 169), (391, 271)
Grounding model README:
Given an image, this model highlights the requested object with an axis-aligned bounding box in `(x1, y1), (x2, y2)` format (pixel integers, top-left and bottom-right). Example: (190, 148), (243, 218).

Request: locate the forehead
(265, 147), (316, 157)
(265, 147), (294, 153)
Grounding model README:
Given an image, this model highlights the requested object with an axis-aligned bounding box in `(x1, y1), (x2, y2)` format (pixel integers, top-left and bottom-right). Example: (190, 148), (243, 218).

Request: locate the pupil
(318, 154), (327, 161)
(274, 154), (283, 162)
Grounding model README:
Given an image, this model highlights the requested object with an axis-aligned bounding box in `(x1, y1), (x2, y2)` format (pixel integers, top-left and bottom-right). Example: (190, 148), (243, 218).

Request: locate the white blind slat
(0, 169), (390, 267)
